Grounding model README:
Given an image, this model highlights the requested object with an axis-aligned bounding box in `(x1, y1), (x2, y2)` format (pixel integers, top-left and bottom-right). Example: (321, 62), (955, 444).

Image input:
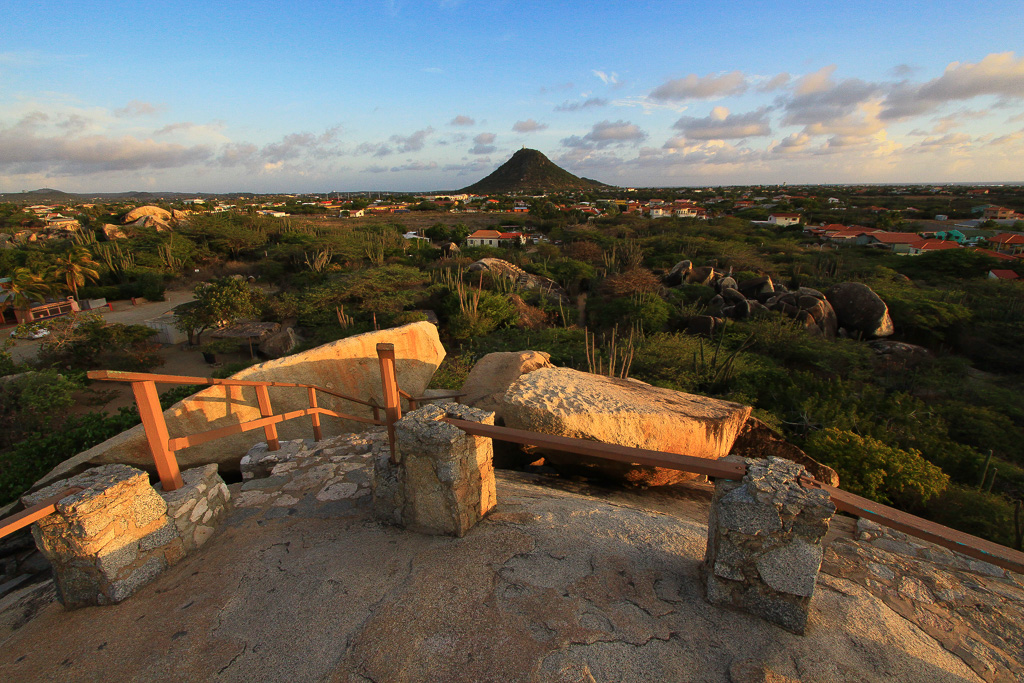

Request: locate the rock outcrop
(123, 206), (172, 224)
(501, 367), (751, 486)
(730, 417), (839, 487)
(468, 258), (568, 301)
(38, 322), (445, 484)
(826, 282), (895, 338)
(460, 350), (554, 420)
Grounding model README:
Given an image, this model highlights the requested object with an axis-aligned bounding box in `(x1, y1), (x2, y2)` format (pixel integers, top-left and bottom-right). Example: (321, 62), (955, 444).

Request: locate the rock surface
(2, 449), (1015, 682)
(38, 322), (445, 484)
(123, 206), (172, 223)
(825, 282), (895, 338)
(501, 367), (752, 486)
(460, 350), (554, 419)
(730, 417), (839, 487)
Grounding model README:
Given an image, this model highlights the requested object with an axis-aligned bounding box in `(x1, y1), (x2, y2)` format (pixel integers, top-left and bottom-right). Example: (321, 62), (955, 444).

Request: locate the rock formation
(501, 367), (751, 486)
(825, 282), (895, 338)
(460, 350), (554, 420)
(123, 206), (172, 224)
(468, 258), (568, 302)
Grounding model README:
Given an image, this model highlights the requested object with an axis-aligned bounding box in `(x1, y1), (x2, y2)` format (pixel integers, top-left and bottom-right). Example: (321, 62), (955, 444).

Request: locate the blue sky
(2, 0), (1023, 192)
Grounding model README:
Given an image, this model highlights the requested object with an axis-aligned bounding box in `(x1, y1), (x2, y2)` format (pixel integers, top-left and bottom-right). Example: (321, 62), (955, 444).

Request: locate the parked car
(9, 326), (49, 340)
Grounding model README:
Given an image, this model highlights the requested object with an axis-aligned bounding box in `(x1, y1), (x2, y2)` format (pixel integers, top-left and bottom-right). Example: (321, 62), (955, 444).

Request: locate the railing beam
(131, 380), (183, 491)
(0, 487), (83, 539)
(376, 343), (402, 463)
(308, 387), (323, 441)
(254, 385), (280, 451)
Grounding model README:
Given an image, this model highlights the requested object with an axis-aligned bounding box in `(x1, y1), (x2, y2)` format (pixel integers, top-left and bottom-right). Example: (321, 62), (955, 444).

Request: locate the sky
(2, 0), (1024, 193)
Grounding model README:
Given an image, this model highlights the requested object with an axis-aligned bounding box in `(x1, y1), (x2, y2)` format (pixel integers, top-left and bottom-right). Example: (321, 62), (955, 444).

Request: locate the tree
(1, 267), (51, 317)
(174, 277), (263, 344)
(49, 246), (100, 301)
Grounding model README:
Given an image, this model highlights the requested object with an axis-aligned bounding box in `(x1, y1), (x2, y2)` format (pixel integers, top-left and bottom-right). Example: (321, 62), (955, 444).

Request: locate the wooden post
(308, 386), (323, 441)
(130, 381), (183, 491)
(254, 385), (280, 451)
(376, 343), (402, 463)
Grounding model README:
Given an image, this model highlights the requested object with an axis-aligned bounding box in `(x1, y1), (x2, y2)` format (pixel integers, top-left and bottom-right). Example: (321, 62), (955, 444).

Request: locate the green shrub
(803, 428), (949, 508)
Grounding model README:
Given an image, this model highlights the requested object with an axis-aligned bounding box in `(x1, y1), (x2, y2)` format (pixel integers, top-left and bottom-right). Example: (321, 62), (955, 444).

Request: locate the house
(466, 229), (502, 247)
(865, 232), (924, 253)
(933, 229), (966, 243)
(649, 206), (669, 219)
(988, 269), (1020, 280)
(341, 208), (365, 218)
(44, 214), (79, 229)
(905, 240), (962, 255)
(969, 247), (1018, 262)
(512, 202), (529, 213)
(982, 206), (1018, 220)
(988, 233), (1024, 255)
(768, 213), (801, 227)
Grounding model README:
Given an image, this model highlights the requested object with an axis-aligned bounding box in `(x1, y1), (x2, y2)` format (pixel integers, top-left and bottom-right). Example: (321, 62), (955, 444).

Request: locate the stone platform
(1, 431), (1021, 682)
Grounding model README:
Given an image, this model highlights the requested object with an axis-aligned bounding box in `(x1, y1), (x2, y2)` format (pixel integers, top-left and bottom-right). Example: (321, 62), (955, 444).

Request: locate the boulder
(722, 287), (746, 304)
(707, 294), (725, 316)
(102, 224), (127, 240)
(460, 351), (553, 419)
(123, 205), (172, 223)
(825, 283), (894, 338)
(38, 322), (446, 484)
(686, 315), (717, 336)
(258, 327), (299, 358)
(738, 276), (774, 299)
(729, 417), (839, 487)
(732, 299), (752, 320)
(717, 276), (738, 292)
(664, 260), (692, 286)
(685, 265), (717, 285)
(501, 368), (751, 486)
(797, 287), (826, 300)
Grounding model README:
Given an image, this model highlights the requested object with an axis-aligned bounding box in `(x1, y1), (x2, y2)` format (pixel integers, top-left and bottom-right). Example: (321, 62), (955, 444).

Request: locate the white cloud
(555, 98), (608, 112)
(512, 119), (548, 133)
(593, 70), (619, 85)
(562, 120), (647, 149)
(649, 71), (748, 101)
(672, 107), (772, 140)
(113, 100), (164, 118)
(882, 52), (1024, 119)
(449, 115), (475, 126)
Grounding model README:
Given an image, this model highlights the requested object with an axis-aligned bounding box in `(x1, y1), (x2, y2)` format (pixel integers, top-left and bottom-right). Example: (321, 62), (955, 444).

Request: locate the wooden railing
(443, 418), (1024, 575)
(4, 343), (1022, 577)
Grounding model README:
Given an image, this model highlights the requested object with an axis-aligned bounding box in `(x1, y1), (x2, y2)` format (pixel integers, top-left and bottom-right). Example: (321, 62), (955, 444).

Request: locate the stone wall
(23, 463), (230, 609)
(373, 402), (496, 537)
(38, 322), (446, 485)
(703, 456), (836, 634)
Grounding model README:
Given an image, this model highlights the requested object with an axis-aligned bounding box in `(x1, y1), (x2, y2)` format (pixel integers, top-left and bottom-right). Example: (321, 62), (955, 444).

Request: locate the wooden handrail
(0, 487), (83, 540)
(444, 419), (1024, 576)
(88, 370), (378, 408)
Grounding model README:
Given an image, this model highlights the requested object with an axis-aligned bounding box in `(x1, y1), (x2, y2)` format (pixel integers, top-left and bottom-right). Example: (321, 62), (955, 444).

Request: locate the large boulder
(501, 368), (751, 486)
(825, 283), (894, 338)
(123, 205), (172, 223)
(460, 351), (553, 419)
(258, 327), (299, 358)
(37, 322), (445, 485)
(729, 417), (839, 487)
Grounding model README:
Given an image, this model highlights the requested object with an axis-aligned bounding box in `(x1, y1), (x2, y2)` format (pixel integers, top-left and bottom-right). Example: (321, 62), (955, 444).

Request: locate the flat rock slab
(2, 469), (1013, 682)
(501, 367), (752, 485)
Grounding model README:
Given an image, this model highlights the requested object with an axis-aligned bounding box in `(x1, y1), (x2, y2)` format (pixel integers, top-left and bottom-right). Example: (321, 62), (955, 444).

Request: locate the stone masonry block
(374, 402), (496, 537)
(703, 456), (835, 634)
(24, 463), (230, 609)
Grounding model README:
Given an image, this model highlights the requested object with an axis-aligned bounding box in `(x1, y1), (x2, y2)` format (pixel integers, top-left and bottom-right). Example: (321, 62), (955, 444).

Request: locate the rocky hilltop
(459, 148), (609, 194)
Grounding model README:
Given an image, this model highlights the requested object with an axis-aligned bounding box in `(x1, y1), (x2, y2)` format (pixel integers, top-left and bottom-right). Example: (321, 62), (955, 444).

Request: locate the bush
(803, 428), (949, 508)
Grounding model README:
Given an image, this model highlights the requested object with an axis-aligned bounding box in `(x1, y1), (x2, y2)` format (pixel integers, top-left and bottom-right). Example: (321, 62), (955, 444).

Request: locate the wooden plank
(88, 370), (377, 407)
(0, 487), (83, 539)
(308, 387), (322, 441)
(254, 385), (280, 451)
(376, 343), (402, 463)
(131, 381), (183, 491)
(808, 481), (1024, 575)
(442, 419), (748, 481)
(166, 408), (382, 451)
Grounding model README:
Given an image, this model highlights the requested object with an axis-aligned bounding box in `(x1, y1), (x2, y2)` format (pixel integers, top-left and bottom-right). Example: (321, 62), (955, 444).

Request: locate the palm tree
(1, 268), (52, 320)
(49, 246), (100, 301)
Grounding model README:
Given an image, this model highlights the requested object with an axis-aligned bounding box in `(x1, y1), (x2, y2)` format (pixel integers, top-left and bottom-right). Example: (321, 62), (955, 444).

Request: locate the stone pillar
(23, 463), (230, 609)
(372, 402), (496, 537)
(703, 456), (835, 634)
